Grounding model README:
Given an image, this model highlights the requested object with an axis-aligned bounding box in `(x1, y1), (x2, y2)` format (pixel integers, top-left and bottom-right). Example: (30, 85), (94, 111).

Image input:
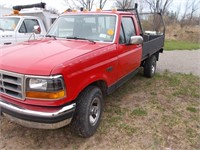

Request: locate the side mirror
(130, 36), (143, 45)
(33, 25), (41, 34)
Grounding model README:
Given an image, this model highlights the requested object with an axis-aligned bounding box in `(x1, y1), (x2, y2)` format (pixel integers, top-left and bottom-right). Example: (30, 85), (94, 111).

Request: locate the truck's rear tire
(144, 55), (157, 78)
(71, 86), (103, 138)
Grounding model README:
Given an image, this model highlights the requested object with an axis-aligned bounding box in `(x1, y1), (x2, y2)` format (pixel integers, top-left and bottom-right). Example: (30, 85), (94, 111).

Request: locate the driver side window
(119, 17), (136, 44)
(19, 19), (40, 33)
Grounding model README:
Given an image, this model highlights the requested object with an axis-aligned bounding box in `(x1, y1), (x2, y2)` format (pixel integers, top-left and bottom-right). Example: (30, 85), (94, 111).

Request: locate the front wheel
(144, 55), (157, 78)
(71, 86), (103, 138)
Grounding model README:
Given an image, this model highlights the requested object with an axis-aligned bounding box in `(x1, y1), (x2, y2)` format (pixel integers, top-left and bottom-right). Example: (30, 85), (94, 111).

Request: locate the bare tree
(164, 4), (180, 24)
(142, 0), (172, 14)
(80, 0), (95, 10)
(174, 4), (181, 21)
(64, 0), (77, 9)
(48, 7), (59, 14)
(115, 0), (135, 9)
(188, 0), (200, 22)
(138, 1), (147, 13)
(99, 0), (108, 9)
(180, 0), (190, 26)
(180, 0), (200, 26)
(64, 0), (95, 10)
(64, 0), (107, 10)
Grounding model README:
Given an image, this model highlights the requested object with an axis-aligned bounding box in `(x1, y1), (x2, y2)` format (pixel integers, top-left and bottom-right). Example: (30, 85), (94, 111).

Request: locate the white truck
(0, 3), (58, 46)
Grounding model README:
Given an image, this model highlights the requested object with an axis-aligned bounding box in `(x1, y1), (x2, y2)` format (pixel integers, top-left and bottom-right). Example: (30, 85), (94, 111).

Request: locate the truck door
(117, 16), (142, 78)
(16, 19), (41, 42)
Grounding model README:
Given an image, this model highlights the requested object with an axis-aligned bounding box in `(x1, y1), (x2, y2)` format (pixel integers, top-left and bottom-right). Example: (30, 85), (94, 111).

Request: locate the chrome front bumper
(0, 99), (76, 129)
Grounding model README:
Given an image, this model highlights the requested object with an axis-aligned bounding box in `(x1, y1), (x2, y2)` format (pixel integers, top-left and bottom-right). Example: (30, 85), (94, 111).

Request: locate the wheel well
(74, 80), (107, 103)
(155, 52), (160, 61)
(90, 80), (107, 97)
(142, 51), (161, 66)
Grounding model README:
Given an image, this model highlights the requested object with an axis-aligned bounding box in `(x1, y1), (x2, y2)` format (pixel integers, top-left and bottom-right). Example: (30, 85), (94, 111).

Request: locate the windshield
(0, 17), (20, 31)
(47, 14), (117, 42)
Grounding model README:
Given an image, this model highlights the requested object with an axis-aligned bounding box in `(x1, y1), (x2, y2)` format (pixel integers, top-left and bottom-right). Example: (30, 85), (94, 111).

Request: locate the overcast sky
(0, 0), (199, 14)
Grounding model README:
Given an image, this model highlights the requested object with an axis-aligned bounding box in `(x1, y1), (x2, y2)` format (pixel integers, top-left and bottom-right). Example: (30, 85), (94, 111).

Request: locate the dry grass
(165, 23), (200, 43)
(1, 71), (200, 150)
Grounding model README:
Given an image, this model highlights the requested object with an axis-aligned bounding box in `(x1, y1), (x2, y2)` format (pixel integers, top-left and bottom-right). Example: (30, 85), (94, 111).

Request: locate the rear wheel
(71, 86), (103, 138)
(144, 55), (157, 78)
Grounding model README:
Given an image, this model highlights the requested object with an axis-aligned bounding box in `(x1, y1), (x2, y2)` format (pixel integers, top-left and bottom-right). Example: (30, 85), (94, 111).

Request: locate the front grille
(0, 70), (25, 100)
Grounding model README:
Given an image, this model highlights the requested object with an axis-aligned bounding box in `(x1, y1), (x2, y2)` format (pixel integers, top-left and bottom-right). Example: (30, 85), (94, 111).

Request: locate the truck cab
(0, 15), (46, 45)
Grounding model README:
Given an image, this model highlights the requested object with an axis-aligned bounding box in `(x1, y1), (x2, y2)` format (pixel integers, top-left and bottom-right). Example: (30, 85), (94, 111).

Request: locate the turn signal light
(83, 9), (88, 12)
(72, 10), (77, 12)
(13, 10), (20, 14)
(96, 8), (101, 12)
(112, 9), (117, 12)
(26, 90), (65, 100)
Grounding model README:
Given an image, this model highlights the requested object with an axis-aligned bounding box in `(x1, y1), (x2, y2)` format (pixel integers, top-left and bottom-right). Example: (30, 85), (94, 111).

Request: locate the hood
(0, 38), (110, 75)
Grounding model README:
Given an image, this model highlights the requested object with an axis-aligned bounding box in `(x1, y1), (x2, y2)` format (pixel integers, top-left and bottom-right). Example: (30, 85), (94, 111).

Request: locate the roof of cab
(61, 10), (135, 16)
(2, 15), (40, 20)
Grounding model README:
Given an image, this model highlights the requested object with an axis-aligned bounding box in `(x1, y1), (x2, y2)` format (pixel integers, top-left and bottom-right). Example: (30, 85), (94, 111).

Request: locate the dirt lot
(1, 71), (199, 150)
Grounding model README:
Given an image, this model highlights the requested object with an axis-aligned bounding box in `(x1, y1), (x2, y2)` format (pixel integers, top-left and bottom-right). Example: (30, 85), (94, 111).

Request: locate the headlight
(29, 78), (48, 90)
(25, 75), (66, 100)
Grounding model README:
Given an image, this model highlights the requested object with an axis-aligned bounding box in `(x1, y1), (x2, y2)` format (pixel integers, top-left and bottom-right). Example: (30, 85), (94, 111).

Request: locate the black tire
(144, 55), (157, 78)
(71, 86), (103, 138)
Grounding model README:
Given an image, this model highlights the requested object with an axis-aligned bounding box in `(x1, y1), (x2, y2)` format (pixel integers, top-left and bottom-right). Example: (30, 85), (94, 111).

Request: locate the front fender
(71, 73), (109, 100)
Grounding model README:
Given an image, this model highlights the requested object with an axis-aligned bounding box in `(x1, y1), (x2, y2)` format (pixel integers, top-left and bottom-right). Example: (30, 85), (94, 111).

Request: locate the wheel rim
(89, 97), (101, 126)
(151, 61), (156, 74)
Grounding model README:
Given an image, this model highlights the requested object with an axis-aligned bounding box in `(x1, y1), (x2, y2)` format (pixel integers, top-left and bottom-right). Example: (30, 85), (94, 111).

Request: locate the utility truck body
(0, 3), (58, 46)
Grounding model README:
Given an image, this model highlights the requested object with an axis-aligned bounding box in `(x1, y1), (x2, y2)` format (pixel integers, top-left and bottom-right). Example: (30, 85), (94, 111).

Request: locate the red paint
(0, 11), (142, 107)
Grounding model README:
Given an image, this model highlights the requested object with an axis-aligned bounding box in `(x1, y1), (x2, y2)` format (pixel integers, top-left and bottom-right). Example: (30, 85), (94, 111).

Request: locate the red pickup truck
(0, 5), (165, 137)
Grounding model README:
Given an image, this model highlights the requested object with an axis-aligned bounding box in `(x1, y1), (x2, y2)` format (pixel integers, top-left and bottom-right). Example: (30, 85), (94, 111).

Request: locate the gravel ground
(157, 50), (200, 76)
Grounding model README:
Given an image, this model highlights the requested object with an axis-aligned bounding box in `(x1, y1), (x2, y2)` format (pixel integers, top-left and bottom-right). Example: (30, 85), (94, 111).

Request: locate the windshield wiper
(66, 36), (96, 44)
(46, 35), (57, 40)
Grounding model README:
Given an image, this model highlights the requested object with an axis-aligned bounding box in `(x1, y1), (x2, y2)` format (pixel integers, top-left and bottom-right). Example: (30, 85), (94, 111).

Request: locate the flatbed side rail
(142, 35), (164, 61)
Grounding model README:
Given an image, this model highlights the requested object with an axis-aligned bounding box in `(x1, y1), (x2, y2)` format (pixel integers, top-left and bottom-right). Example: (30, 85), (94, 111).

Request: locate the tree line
(61, 0), (199, 27)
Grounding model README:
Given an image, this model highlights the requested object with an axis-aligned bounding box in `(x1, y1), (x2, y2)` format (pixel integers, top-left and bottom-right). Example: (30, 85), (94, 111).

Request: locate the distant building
(0, 6), (12, 17)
